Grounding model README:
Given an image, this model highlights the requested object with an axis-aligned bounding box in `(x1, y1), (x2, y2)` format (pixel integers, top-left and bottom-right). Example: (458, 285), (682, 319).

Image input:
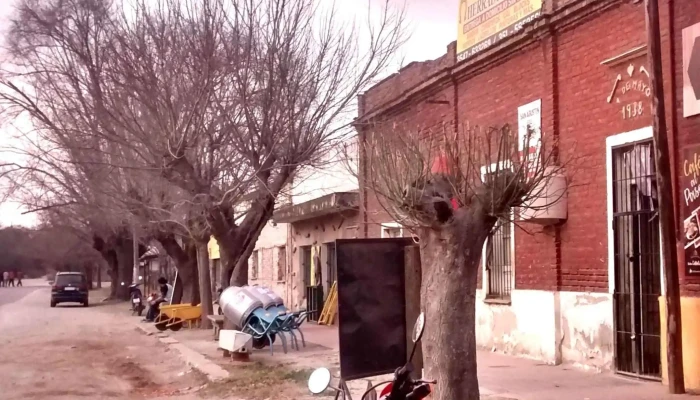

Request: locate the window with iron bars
(276, 246), (287, 282)
(484, 219), (513, 301)
(251, 250), (259, 280)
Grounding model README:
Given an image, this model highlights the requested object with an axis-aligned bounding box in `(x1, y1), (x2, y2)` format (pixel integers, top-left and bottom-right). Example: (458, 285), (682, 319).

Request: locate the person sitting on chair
(144, 277), (169, 322)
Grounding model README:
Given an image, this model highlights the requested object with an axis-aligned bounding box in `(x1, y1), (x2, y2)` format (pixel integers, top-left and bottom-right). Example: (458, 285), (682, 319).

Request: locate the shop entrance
(610, 139), (662, 380)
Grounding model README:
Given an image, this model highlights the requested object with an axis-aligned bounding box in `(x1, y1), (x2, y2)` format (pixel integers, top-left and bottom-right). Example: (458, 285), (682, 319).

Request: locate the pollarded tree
(361, 123), (575, 400)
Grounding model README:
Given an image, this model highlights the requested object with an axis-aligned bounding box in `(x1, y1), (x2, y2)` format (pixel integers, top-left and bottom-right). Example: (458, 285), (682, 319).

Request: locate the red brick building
(355, 0), (700, 390)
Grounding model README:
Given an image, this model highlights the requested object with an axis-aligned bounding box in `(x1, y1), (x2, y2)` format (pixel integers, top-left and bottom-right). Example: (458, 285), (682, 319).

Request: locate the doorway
(610, 139), (661, 379)
(301, 245), (322, 321)
(324, 242), (337, 300)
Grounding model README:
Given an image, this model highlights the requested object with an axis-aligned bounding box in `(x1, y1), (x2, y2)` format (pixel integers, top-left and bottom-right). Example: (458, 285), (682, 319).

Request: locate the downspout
(358, 94), (369, 238)
(667, 0), (682, 262)
(544, 4), (564, 365)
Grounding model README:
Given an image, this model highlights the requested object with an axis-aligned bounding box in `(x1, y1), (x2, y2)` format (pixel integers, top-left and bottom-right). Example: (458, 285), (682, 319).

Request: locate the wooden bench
(207, 315), (225, 341)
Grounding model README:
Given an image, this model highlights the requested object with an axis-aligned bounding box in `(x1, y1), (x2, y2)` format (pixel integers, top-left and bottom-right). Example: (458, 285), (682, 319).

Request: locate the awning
(140, 246), (160, 261)
(272, 191), (359, 223)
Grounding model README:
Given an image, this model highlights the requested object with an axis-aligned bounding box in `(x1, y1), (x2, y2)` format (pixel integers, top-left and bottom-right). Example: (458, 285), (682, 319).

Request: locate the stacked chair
(218, 285), (313, 355)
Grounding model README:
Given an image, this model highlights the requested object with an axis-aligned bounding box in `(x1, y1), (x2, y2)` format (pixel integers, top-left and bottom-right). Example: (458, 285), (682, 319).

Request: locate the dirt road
(0, 281), (207, 400)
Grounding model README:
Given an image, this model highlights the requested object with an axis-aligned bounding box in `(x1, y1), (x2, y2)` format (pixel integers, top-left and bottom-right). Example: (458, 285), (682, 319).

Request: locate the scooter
(307, 312), (435, 400)
(128, 283), (145, 316)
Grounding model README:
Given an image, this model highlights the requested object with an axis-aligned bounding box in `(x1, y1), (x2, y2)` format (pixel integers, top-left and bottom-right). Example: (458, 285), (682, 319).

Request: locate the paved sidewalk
(95, 300), (697, 400)
(478, 351), (694, 400)
(169, 324), (698, 399)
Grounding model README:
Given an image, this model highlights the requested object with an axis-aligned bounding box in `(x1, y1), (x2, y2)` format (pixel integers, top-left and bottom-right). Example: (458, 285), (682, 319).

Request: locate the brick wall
(555, 2), (650, 292)
(357, 0), (699, 294)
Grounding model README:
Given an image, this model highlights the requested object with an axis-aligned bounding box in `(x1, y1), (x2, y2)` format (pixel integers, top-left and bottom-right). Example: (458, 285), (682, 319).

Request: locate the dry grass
(199, 362), (321, 399)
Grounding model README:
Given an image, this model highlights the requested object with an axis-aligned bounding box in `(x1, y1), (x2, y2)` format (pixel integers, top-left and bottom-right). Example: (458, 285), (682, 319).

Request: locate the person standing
(2, 271), (8, 287)
(15, 270), (23, 287)
(0, 272), (4, 287)
(7, 270), (15, 287)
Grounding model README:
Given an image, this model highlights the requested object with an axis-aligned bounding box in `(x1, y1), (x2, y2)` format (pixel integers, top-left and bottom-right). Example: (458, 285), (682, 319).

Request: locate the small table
(207, 315), (225, 341)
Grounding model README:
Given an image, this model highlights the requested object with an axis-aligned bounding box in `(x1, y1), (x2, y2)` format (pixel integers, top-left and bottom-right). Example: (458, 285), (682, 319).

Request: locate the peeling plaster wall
(558, 291), (614, 370)
(475, 289), (558, 363)
(289, 212), (359, 309)
(475, 289), (614, 370)
(249, 221), (289, 303)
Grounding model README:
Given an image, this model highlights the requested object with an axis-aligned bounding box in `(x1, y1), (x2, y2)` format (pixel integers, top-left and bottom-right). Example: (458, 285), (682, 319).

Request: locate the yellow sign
(457, 0), (542, 61)
(207, 236), (221, 260)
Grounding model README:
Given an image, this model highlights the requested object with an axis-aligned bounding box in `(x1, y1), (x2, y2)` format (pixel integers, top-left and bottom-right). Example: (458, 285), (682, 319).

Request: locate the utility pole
(132, 219), (140, 285)
(644, 0), (685, 393)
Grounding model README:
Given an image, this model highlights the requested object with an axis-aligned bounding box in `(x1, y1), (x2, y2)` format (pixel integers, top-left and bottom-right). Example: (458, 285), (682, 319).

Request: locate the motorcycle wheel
(137, 305), (144, 317)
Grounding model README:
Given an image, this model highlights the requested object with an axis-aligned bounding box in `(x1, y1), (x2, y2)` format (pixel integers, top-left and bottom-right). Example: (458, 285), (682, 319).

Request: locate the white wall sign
(683, 22), (700, 118)
(518, 99), (542, 177)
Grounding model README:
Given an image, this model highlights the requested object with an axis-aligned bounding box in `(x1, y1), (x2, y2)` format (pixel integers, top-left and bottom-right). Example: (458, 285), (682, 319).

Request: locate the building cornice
(355, 0), (626, 124)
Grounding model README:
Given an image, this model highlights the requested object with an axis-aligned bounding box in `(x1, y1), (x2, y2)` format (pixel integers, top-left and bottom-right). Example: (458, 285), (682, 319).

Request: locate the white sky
(0, 0), (457, 227)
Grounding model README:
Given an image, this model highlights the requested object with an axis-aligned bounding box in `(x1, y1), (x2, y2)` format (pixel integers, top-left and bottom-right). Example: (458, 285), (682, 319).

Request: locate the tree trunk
(179, 255), (200, 305)
(230, 251), (250, 287)
(157, 234), (199, 304)
(211, 198), (275, 288)
(95, 262), (102, 289)
(209, 258), (217, 295)
(106, 250), (118, 298)
(196, 241), (214, 328)
(114, 239), (134, 300)
(84, 262), (94, 290)
(93, 235), (116, 298)
(420, 212), (494, 400)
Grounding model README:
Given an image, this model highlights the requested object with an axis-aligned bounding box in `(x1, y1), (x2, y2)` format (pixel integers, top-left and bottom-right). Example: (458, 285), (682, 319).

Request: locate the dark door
(611, 141), (662, 380)
(301, 246), (312, 287)
(335, 238), (413, 380)
(325, 242), (337, 297)
(300, 246), (323, 321)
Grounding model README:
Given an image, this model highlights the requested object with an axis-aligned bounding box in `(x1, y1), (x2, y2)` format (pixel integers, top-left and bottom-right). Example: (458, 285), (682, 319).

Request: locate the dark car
(51, 272), (89, 307)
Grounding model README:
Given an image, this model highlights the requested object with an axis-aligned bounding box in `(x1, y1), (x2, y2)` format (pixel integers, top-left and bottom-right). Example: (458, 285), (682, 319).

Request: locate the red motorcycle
(307, 312), (436, 400)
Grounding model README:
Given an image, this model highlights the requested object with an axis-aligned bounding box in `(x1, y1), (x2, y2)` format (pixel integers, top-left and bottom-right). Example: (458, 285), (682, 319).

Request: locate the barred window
(484, 220), (513, 300)
(481, 163), (514, 301)
(276, 246), (287, 281)
(251, 250), (259, 280)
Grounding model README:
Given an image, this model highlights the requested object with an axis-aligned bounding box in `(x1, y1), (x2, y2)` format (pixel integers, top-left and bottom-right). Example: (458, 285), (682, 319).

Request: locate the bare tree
(93, 0), (407, 291)
(361, 122), (575, 400)
(0, 0), (206, 302)
(1, 0), (406, 324)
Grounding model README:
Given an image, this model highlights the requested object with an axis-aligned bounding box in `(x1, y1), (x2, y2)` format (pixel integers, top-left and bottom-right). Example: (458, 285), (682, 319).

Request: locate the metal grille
(485, 219), (513, 300)
(611, 141), (661, 380)
(276, 246), (286, 281)
(306, 286), (324, 322)
(251, 250), (259, 280)
(301, 246), (312, 287)
(325, 242), (337, 299)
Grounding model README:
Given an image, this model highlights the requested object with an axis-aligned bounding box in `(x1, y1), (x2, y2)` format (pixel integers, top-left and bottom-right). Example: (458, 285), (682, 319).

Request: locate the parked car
(50, 272), (89, 308)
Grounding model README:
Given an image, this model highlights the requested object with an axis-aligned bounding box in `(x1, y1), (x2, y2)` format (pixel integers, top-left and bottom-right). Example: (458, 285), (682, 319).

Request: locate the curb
(134, 324), (229, 382)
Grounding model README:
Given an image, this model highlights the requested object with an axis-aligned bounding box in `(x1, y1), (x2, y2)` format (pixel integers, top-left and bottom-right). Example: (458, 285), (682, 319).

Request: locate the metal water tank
(219, 286), (263, 328)
(248, 285), (284, 309)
